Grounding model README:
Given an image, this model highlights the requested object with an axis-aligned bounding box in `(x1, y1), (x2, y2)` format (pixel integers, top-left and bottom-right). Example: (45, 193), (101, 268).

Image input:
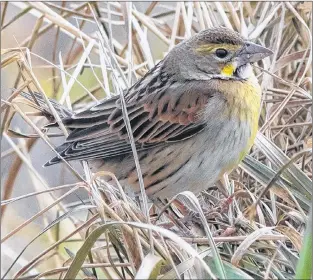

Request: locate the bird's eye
(215, 48), (228, 58)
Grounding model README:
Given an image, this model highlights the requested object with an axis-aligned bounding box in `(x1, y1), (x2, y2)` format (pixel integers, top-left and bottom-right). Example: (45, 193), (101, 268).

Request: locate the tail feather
(44, 157), (61, 167)
(18, 91), (74, 166)
(44, 156), (64, 166)
(19, 91), (72, 120)
(43, 142), (72, 166)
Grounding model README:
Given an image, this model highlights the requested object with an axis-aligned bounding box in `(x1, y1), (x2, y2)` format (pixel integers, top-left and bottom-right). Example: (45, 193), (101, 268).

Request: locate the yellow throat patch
(221, 63), (236, 77)
(217, 77), (262, 165)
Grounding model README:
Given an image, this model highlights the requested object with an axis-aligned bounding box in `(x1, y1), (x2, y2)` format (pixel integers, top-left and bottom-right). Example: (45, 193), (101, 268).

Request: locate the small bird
(22, 27), (272, 203)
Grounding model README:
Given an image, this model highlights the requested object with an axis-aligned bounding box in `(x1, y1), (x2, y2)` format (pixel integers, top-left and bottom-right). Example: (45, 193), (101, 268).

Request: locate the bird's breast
(214, 76), (261, 165)
(120, 78), (262, 200)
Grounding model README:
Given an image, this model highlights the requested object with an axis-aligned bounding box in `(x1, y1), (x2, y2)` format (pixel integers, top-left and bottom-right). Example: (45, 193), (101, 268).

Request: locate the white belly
(143, 117), (251, 199)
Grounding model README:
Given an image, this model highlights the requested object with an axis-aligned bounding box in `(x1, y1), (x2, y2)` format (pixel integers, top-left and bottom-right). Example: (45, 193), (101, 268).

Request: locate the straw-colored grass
(1, 2), (312, 279)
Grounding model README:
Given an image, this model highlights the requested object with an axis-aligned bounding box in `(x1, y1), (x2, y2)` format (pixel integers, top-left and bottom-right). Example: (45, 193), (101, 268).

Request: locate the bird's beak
(237, 41), (273, 65)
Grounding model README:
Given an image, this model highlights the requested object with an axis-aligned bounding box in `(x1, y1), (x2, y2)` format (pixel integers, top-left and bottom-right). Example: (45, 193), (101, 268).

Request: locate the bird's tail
(18, 91), (72, 127)
(10, 91), (74, 166)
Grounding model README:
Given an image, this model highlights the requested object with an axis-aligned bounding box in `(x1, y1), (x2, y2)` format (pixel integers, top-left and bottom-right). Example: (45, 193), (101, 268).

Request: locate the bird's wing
(47, 80), (214, 165)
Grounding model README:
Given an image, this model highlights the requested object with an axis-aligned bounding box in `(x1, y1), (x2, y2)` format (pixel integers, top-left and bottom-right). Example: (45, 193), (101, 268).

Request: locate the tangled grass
(1, 2), (312, 279)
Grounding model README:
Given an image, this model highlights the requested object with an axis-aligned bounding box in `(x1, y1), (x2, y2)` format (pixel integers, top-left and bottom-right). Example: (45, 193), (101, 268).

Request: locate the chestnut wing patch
(47, 82), (213, 165)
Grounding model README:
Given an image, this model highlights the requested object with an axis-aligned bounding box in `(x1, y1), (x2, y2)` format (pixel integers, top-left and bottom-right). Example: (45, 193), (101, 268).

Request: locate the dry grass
(1, 2), (312, 279)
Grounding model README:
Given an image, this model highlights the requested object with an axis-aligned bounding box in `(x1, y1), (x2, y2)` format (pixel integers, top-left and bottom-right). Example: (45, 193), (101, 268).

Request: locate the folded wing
(46, 80), (214, 165)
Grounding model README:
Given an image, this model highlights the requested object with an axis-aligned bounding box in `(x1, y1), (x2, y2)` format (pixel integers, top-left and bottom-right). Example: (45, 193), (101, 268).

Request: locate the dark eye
(215, 48), (228, 58)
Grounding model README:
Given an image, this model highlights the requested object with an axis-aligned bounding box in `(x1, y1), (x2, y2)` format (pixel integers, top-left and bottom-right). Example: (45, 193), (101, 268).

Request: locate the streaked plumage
(21, 27), (272, 201)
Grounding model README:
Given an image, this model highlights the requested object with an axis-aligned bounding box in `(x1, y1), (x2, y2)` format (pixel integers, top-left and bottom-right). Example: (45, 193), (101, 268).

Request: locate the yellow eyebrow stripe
(196, 43), (241, 53)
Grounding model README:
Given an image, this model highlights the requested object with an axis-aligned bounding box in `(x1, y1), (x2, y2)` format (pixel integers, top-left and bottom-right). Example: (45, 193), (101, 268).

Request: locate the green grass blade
(295, 208), (312, 279)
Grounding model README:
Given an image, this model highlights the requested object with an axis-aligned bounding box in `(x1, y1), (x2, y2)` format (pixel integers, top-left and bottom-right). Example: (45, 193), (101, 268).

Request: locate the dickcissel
(22, 27), (272, 203)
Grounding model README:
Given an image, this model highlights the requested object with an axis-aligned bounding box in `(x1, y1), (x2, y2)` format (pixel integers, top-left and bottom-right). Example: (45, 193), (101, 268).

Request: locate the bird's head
(167, 27), (273, 81)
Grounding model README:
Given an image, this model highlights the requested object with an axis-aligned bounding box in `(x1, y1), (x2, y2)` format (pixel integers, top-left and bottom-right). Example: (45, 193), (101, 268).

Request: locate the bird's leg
(152, 193), (234, 237)
(216, 174), (231, 197)
(170, 199), (200, 224)
(173, 184), (234, 228)
(152, 198), (196, 237)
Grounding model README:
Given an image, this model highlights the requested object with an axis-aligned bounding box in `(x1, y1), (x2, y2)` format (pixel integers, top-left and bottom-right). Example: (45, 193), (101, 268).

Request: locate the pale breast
(91, 78), (261, 201)
(146, 116), (251, 199)
(143, 78), (261, 200)
(127, 92), (253, 200)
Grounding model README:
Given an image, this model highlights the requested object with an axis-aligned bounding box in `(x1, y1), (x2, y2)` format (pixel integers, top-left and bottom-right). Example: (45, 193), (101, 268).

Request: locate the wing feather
(47, 79), (214, 165)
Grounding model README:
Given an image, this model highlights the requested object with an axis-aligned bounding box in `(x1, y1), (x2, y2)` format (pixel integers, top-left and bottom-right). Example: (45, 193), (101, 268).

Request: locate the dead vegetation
(1, 2), (312, 279)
